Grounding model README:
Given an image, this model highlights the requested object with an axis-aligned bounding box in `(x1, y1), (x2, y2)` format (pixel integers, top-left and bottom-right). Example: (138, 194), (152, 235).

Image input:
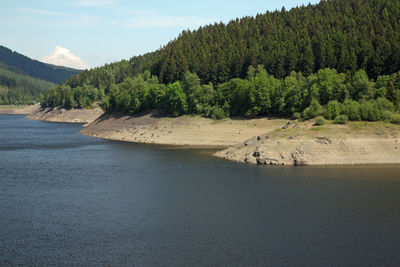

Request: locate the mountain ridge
(0, 45), (81, 84)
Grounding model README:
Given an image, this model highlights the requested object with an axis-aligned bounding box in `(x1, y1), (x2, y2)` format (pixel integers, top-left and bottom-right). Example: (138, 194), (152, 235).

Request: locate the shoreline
(24, 107), (400, 166)
(26, 106), (104, 124)
(0, 104), (40, 115)
(80, 110), (288, 147)
(215, 121), (400, 166)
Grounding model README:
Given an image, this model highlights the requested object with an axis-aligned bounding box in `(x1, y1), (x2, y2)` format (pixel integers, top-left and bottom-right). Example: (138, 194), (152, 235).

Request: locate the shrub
(376, 97), (395, 112)
(359, 100), (381, 121)
(383, 111), (400, 124)
(342, 99), (361, 121)
(325, 100), (342, 120)
(210, 106), (227, 120)
(390, 113), (400, 124)
(303, 99), (324, 120)
(314, 116), (326, 126)
(292, 112), (301, 120)
(334, 115), (349, 124)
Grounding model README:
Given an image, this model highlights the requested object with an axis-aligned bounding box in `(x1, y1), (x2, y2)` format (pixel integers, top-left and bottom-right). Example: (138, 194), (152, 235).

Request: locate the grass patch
(310, 127), (324, 131)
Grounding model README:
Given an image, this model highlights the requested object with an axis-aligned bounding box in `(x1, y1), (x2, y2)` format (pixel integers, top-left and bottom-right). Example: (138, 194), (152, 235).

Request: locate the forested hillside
(0, 45), (80, 84)
(153, 0), (400, 84)
(41, 0), (400, 123)
(0, 63), (55, 104)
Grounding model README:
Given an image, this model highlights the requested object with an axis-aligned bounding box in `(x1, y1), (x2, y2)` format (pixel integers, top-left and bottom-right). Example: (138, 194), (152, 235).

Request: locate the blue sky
(0, 0), (320, 69)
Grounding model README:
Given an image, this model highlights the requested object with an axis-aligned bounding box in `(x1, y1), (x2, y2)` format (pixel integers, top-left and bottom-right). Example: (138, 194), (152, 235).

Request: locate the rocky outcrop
(214, 122), (400, 166)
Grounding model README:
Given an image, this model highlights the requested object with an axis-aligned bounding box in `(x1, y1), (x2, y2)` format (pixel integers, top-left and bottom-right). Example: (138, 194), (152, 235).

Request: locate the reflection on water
(1, 115), (400, 266)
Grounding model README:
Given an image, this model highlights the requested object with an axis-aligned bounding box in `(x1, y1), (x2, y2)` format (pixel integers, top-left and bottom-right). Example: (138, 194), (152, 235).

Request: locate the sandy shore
(81, 110), (288, 147)
(215, 120), (400, 166)
(27, 107), (104, 124)
(26, 107), (400, 166)
(0, 104), (40, 115)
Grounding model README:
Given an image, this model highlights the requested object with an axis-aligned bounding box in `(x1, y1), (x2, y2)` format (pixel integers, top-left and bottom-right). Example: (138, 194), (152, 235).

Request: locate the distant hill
(0, 62), (56, 104)
(0, 45), (81, 84)
(0, 45), (80, 105)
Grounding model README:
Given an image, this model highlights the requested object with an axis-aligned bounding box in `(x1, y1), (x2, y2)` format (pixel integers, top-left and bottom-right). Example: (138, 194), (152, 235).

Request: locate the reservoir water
(1, 115), (400, 266)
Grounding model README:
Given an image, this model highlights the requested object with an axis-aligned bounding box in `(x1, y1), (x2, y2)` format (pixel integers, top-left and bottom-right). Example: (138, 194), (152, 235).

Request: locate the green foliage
(348, 70), (375, 100)
(182, 71), (202, 113)
(209, 106), (228, 120)
(292, 112), (302, 120)
(303, 99), (324, 120)
(387, 112), (400, 124)
(219, 78), (251, 116)
(0, 64), (55, 104)
(40, 64), (400, 124)
(325, 101), (343, 120)
(341, 99), (361, 121)
(334, 115), (349, 124)
(163, 82), (187, 117)
(314, 116), (326, 126)
(152, 0), (400, 84)
(314, 69), (347, 105)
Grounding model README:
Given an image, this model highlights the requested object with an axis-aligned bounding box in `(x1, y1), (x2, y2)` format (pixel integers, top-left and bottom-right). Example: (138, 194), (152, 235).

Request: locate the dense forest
(0, 45), (81, 84)
(152, 0), (400, 84)
(0, 63), (55, 104)
(41, 0), (400, 123)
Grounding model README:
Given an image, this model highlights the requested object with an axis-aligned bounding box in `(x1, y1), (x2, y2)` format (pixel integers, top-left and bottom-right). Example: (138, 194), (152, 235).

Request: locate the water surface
(1, 115), (400, 266)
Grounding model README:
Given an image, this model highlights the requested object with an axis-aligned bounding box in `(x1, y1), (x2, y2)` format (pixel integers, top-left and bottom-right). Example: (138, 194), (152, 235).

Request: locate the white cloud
(41, 46), (89, 70)
(77, 0), (116, 7)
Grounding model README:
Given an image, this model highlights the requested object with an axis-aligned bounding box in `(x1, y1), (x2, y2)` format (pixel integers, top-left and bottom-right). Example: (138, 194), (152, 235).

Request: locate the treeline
(64, 52), (156, 92)
(152, 0), (400, 84)
(41, 84), (103, 109)
(0, 45), (80, 84)
(40, 52), (156, 109)
(41, 66), (400, 123)
(0, 64), (56, 105)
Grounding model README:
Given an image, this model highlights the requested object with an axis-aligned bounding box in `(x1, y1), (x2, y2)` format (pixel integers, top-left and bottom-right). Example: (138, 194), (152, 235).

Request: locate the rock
(282, 121), (291, 129)
(256, 158), (267, 165)
(315, 137), (332, 145)
(267, 158), (279, 165)
(244, 137), (257, 146)
(293, 159), (308, 166)
(257, 136), (261, 141)
(256, 157), (279, 165)
(291, 150), (308, 166)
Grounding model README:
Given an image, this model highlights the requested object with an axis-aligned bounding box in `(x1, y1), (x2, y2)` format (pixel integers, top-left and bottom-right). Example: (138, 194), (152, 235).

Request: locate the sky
(0, 0), (320, 70)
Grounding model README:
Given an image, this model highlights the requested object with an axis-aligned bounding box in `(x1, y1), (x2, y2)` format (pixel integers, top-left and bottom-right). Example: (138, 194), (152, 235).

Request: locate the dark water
(1, 115), (400, 266)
